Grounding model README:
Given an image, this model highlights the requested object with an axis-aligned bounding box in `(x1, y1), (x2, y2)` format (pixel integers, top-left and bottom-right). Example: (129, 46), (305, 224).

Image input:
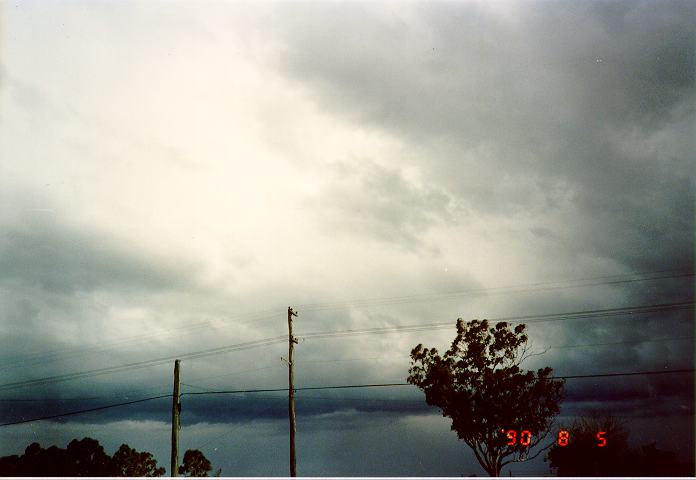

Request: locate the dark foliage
(179, 449), (215, 477)
(547, 415), (695, 476)
(0, 437), (165, 476)
(547, 415), (628, 476)
(408, 319), (564, 476)
(111, 444), (165, 476)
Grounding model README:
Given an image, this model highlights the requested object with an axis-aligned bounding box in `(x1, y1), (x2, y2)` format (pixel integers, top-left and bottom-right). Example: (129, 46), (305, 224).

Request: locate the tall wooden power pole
(171, 359), (181, 477)
(287, 307), (298, 477)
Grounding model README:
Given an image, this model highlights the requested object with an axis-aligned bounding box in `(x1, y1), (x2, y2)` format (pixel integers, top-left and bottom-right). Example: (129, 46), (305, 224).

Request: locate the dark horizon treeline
(0, 424), (693, 477)
(547, 415), (694, 476)
(0, 437), (216, 477)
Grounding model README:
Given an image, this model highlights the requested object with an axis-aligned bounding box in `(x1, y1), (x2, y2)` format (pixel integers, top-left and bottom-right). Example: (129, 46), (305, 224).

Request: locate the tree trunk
(483, 464), (501, 476)
(483, 452), (501, 477)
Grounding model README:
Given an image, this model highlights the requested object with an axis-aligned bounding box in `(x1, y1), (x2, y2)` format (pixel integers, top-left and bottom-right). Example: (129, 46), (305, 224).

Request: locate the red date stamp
(500, 429), (608, 447)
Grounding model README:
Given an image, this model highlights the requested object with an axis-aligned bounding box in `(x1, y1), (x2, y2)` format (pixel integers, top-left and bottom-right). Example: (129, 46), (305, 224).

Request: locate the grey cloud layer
(0, 220), (194, 295)
(274, 0), (694, 272)
(0, 1), (693, 474)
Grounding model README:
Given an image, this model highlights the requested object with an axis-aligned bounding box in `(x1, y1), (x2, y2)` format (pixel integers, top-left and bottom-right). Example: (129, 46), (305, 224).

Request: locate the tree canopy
(408, 318), (564, 476)
(111, 444), (166, 477)
(179, 448), (215, 477)
(0, 438), (116, 476)
(0, 437), (172, 476)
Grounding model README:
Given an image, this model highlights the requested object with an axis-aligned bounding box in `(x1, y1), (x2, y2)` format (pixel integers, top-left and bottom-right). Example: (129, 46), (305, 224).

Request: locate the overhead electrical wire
(0, 320), (213, 372)
(546, 335), (693, 350)
(177, 367), (696, 396)
(0, 311), (281, 372)
(0, 394), (171, 427)
(202, 331), (692, 379)
(0, 301), (691, 393)
(0, 337), (287, 392)
(2, 332), (692, 403)
(2, 269), (691, 372)
(1, 368), (693, 427)
(10, 333), (696, 401)
(295, 302), (693, 342)
(552, 368), (695, 379)
(0, 364), (289, 403)
(296, 271), (694, 312)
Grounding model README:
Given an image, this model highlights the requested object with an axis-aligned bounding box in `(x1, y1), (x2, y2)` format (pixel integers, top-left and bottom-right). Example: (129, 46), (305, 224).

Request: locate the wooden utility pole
(288, 307), (298, 477)
(171, 359), (181, 477)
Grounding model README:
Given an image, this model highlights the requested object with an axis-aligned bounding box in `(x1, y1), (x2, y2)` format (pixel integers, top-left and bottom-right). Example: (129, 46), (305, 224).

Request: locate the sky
(0, 0), (694, 476)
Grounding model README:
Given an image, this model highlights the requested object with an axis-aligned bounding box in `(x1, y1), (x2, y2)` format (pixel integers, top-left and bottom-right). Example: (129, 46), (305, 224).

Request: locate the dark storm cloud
(561, 373), (694, 409)
(0, 201), (195, 326)
(268, 0), (695, 430)
(277, 1), (694, 147)
(0, 390), (430, 426)
(0, 396), (172, 426)
(0, 216), (197, 296)
(0, 195), (226, 398)
(2, 355), (690, 426)
(274, 0), (694, 270)
(181, 394), (430, 425)
(536, 306), (694, 362)
(1, 2), (693, 474)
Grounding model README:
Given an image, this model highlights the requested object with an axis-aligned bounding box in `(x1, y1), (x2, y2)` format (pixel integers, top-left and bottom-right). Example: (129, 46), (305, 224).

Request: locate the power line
(186, 388), (421, 406)
(0, 301), (691, 392)
(0, 365), (288, 403)
(3, 333), (691, 403)
(546, 335), (694, 350)
(295, 302), (692, 340)
(297, 271), (695, 312)
(0, 394), (171, 427)
(0, 311), (282, 373)
(2, 270), (690, 373)
(180, 384), (410, 396)
(0, 397), (104, 402)
(298, 271), (693, 309)
(0, 320), (213, 372)
(285, 334), (694, 370)
(0, 337), (287, 392)
(553, 368), (695, 380)
(2, 368), (693, 427)
(181, 368), (696, 396)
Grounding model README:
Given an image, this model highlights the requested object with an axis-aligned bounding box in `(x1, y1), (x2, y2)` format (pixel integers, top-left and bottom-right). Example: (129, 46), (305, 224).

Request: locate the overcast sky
(0, 0), (694, 476)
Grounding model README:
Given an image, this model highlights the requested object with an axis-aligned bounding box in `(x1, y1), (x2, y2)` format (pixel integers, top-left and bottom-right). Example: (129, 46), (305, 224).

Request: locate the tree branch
(471, 443), (491, 475)
(522, 438), (557, 462)
(501, 436), (557, 467)
(518, 339), (551, 365)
